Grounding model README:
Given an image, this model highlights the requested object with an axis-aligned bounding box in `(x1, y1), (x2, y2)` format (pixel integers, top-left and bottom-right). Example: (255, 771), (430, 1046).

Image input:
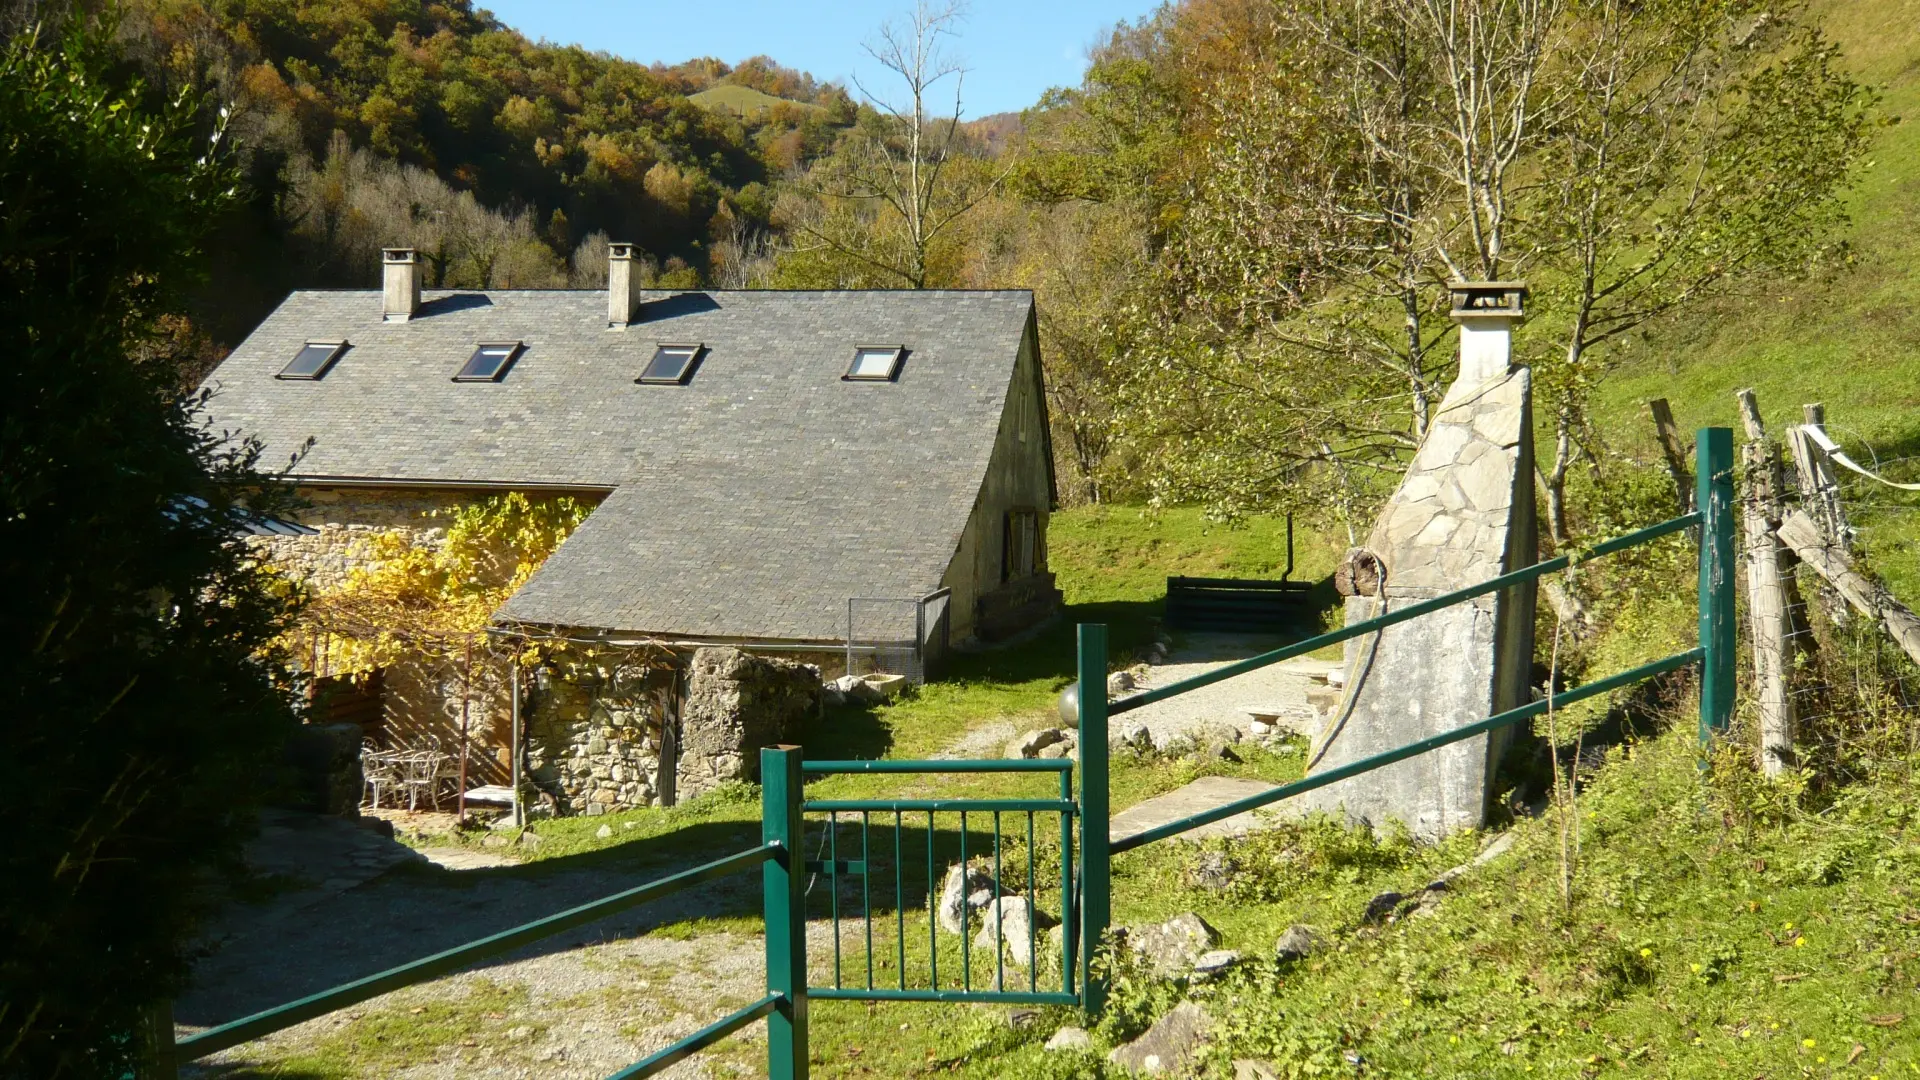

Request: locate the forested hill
(112, 0), (854, 343)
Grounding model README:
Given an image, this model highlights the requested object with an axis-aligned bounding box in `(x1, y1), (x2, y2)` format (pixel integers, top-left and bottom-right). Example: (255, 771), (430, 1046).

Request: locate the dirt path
(180, 815), (793, 1079)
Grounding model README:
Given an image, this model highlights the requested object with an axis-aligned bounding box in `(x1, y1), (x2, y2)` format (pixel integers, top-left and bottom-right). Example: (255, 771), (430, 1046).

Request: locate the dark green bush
(0, 19), (300, 1079)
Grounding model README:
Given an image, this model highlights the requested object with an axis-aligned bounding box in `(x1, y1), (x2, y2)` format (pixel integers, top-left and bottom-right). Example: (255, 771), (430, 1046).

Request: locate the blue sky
(475, 1), (1163, 117)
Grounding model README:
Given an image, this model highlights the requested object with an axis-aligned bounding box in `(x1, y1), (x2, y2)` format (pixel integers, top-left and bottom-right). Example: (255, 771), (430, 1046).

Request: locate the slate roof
(201, 288), (1037, 641)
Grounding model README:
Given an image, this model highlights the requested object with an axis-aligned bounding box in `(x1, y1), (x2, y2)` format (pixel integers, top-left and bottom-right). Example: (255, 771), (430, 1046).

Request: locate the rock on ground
(936, 861), (997, 934)
(1126, 912), (1219, 978)
(1045, 1025), (1094, 1053)
(1107, 1001), (1211, 1075)
(1005, 728), (1066, 759)
(1274, 924), (1324, 963)
(973, 895), (1054, 969)
(1191, 949), (1239, 979)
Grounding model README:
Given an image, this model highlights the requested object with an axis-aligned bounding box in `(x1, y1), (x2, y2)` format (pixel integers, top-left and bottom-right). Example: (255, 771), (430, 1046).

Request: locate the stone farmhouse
(201, 247), (1060, 812)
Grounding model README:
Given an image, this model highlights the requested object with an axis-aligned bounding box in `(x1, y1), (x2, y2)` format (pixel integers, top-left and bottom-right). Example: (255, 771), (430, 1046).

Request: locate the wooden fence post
(1650, 398), (1694, 515)
(141, 1001), (177, 1080)
(1736, 391), (1798, 776)
(1778, 510), (1920, 669)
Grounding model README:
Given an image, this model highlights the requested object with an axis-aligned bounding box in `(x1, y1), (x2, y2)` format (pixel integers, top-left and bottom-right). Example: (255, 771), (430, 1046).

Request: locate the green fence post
(1075, 624), (1110, 1015)
(1697, 427), (1736, 754)
(141, 1000), (177, 1080)
(762, 745), (808, 1079)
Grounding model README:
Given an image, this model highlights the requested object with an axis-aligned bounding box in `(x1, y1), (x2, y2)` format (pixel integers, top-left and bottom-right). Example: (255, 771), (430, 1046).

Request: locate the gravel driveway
(1115, 632), (1339, 748)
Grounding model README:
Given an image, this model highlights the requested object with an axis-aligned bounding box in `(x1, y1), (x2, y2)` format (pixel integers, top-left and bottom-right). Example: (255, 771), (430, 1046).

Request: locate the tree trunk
(1648, 398), (1693, 515)
(1736, 389), (1796, 776)
(1777, 509), (1920, 669)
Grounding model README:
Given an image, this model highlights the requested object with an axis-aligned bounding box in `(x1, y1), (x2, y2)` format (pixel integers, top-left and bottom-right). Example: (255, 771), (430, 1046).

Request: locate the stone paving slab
(1109, 776), (1289, 846)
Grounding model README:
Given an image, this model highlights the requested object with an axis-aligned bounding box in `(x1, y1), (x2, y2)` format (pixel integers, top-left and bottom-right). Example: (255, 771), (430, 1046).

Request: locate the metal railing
(153, 747), (815, 1079)
(800, 758), (1078, 1006)
(1069, 427), (1738, 1011)
(150, 429), (1738, 1074)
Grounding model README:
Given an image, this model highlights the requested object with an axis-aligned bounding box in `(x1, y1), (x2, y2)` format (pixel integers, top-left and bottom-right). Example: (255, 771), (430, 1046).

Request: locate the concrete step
(1108, 776), (1290, 846)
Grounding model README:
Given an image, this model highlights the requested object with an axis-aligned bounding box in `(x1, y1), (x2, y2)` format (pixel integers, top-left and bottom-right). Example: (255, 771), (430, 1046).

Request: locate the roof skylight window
(639, 344), (703, 385)
(278, 341), (348, 380)
(845, 345), (905, 381)
(454, 342), (523, 383)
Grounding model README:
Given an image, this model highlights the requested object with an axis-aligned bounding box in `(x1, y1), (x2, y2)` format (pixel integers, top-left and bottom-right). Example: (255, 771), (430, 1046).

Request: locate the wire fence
(1737, 420), (1920, 788)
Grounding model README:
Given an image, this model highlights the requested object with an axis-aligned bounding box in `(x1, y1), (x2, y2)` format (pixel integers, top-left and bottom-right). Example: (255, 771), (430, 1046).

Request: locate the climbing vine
(288, 492), (593, 675)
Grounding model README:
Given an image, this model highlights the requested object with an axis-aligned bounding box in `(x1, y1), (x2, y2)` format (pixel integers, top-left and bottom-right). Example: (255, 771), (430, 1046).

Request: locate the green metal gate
(798, 757), (1080, 1006)
(152, 429), (1736, 1078)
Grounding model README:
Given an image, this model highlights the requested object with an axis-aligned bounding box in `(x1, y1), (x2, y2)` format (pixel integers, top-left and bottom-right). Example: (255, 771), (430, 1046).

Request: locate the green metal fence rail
(146, 428), (1737, 1075)
(800, 758), (1079, 1007)
(1070, 426), (1738, 1012)
(153, 745), (816, 1080)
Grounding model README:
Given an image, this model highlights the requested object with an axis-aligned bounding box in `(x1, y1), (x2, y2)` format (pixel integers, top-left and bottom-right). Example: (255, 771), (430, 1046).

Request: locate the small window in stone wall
(1004, 508), (1038, 582)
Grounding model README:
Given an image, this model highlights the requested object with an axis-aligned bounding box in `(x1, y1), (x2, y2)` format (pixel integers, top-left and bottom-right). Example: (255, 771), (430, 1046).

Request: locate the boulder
(1234, 1061), (1283, 1080)
(1361, 891), (1404, 925)
(1107, 1002), (1210, 1075)
(1127, 912), (1220, 978)
(1191, 949), (1240, 979)
(1183, 850), (1237, 893)
(936, 861), (997, 934)
(594, 824), (613, 839)
(1117, 724), (1153, 752)
(973, 895), (1055, 969)
(1036, 740), (1074, 760)
(831, 674), (883, 703)
(1107, 670), (1137, 696)
(1274, 924), (1324, 962)
(1005, 728), (1065, 760)
(1045, 1026), (1094, 1053)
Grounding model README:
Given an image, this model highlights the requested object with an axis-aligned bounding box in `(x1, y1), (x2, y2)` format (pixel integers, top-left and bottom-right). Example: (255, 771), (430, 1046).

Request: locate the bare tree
(785, 1), (1009, 288)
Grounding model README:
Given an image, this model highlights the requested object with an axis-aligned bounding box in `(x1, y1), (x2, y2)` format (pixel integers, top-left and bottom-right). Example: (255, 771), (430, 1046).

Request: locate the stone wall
(521, 646), (820, 815)
(1305, 365), (1537, 838)
(677, 648), (821, 801)
(523, 661), (672, 815)
(246, 487), (461, 592)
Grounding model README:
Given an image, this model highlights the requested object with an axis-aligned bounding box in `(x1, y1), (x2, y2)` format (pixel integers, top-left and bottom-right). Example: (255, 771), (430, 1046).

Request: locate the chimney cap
(609, 242), (636, 260)
(383, 248), (419, 264)
(1448, 280), (1527, 320)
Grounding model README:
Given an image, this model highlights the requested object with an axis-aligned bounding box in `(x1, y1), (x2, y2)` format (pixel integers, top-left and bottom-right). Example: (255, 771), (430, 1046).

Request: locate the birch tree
(782, 1), (1006, 288)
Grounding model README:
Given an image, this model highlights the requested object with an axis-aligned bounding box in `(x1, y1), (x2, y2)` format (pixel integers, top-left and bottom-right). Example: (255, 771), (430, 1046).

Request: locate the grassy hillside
(688, 84), (823, 117)
(1599, 0), (1920, 591)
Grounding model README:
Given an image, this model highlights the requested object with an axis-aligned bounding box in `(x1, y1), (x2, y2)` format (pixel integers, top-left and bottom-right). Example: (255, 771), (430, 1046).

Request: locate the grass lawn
(1590, 0), (1920, 597)
(393, 505), (1334, 1076)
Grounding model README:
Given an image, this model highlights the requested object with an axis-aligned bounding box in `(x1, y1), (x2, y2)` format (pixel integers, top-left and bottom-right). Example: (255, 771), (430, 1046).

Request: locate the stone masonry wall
(1305, 366), (1537, 838)
(521, 647), (821, 815)
(677, 648), (821, 801)
(524, 662), (671, 815)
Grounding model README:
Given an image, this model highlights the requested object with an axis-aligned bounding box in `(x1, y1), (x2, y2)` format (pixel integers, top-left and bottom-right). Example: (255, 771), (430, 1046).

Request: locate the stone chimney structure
(608, 242), (642, 327)
(382, 248), (421, 322)
(1303, 280), (1538, 838)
